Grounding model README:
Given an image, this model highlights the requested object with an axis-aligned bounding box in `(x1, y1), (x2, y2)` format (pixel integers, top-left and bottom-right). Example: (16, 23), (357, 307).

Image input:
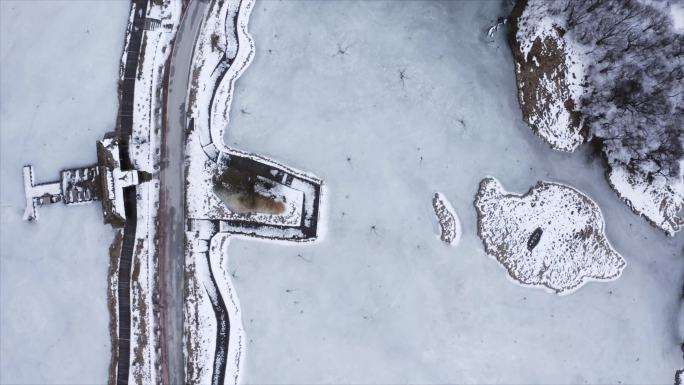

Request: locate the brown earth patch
(507, 0), (585, 148)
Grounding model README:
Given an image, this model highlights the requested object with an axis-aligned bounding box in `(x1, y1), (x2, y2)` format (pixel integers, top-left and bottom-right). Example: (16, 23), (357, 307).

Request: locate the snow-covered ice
(474, 177), (625, 294)
(221, 1), (684, 383)
(0, 1), (129, 383)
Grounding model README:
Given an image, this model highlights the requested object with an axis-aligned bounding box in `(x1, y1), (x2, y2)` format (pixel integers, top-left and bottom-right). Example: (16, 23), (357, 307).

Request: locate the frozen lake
(0, 1), (129, 384)
(0, 0), (682, 384)
(225, 1), (684, 383)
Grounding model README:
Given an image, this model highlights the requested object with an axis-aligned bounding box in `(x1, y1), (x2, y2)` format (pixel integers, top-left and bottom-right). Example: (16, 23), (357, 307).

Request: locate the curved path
(205, 248), (230, 385)
(116, 188), (138, 385)
(159, 1), (208, 385)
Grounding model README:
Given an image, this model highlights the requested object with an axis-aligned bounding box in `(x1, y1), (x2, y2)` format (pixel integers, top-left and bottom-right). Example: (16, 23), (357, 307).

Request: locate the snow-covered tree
(547, 0), (683, 183)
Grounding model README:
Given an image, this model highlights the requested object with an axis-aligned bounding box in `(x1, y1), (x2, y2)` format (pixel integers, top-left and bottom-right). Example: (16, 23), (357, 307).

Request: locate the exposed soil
(507, 0), (585, 151)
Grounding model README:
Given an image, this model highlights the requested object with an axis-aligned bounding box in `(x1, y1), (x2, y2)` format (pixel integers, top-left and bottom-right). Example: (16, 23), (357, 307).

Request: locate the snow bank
(183, 223), (245, 385)
(209, 233), (245, 385)
(186, 0), (254, 159)
(474, 177), (625, 294)
(0, 2), (127, 383)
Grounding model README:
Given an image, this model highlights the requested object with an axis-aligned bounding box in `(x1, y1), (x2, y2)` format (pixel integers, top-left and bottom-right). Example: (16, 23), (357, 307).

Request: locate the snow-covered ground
(608, 165), (684, 237)
(474, 177), (625, 294)
(221, 1), (684, 383)
(0, 1), (129, 383)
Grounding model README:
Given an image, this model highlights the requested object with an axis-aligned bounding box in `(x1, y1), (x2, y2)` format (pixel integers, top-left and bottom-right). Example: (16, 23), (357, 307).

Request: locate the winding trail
(205, 249), (230, 385)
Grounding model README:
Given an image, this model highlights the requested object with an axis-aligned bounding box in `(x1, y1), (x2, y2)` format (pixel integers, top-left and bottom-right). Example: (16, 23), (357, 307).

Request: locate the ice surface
(221, 1), (684, 383)
(0, 1), (129, 384)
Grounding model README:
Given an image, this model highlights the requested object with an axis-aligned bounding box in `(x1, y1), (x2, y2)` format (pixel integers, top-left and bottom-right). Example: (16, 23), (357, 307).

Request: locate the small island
(474, 177), (625, 294)
(432, 192), (461, 246)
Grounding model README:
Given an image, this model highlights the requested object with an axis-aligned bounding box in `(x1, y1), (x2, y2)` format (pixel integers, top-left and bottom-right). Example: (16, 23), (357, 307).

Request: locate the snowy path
(160, 1), (208, 385)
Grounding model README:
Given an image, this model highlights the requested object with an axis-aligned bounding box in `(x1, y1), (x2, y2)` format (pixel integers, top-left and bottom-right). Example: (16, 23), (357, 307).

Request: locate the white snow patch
(516, 14), (558, 60)
(608, 165), (684, 236)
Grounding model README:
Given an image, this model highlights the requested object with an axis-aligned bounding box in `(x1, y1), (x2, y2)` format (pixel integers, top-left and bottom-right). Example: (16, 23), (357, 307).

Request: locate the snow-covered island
(474, 177), (625, 294)
(431, 192), (461, 246)
(509, 0), (684, 236)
